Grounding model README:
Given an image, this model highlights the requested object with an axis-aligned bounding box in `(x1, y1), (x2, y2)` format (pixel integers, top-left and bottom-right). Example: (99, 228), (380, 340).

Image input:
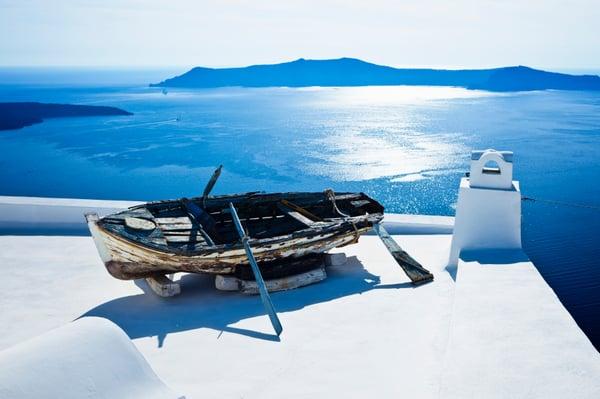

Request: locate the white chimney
(448, 149), (522, 267)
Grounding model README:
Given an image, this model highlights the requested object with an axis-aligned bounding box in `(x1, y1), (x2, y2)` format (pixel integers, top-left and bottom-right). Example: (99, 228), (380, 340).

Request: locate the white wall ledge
(0, 195), (454, 236)
(0, 196), (143, 235)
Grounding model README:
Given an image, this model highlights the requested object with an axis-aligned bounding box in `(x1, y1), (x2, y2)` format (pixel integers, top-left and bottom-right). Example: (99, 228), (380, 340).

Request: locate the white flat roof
(1, 229), (598, 398)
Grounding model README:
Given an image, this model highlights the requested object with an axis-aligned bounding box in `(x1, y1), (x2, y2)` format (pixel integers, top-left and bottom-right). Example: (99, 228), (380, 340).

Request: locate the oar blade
(202, 165), (223, 200)
(374, 222), (434, 285)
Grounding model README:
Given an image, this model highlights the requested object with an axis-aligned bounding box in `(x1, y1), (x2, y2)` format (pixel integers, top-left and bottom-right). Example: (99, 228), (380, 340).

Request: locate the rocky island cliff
(0, 102), (132, 131)
(151, 58), (600, 92)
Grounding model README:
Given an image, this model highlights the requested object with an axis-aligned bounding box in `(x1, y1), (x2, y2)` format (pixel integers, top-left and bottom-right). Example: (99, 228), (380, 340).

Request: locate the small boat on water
(86, 189), (384, 280)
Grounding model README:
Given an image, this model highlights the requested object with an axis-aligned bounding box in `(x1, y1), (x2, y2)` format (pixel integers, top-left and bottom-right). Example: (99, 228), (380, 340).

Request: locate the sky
(1, 0), (599, 70)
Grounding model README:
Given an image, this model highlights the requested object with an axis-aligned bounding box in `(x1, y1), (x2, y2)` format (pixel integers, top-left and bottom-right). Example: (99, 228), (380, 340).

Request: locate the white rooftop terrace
(0, 150), (599, 398)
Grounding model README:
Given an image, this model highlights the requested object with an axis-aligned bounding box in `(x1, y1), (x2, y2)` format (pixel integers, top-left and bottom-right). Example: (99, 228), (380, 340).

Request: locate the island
(0, 102), (133, 131)
(151, 58), (600, 92)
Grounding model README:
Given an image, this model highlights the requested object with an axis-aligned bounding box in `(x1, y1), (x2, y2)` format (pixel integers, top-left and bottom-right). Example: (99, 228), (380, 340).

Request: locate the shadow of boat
(79, 256), (413, 346)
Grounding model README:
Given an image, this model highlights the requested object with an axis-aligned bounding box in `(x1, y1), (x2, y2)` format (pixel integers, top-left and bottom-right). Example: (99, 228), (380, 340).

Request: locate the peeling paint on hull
(88, 216), (370, 280)
(85, 191), (385, 280)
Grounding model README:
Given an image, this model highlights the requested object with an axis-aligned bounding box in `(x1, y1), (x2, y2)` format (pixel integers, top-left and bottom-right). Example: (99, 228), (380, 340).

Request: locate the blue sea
(1, 69), (599, 349)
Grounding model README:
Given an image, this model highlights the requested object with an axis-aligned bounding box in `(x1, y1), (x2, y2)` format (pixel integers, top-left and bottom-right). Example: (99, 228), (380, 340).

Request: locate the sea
(1, 68), (599, 350)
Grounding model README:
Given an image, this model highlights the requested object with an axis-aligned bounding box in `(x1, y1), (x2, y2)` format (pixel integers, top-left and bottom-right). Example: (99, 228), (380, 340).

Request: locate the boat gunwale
(132, 191), (369, 212)
(95, 213), (382, 257)
(96, 190), (384, 256)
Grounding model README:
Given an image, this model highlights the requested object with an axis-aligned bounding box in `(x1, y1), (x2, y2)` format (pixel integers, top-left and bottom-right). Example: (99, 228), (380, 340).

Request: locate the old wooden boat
(85, 190), (384, 280)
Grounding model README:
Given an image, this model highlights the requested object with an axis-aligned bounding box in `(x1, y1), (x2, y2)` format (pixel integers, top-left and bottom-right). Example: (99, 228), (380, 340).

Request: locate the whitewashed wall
(0, 196), (142, 234)
(0, 195), (454, 235)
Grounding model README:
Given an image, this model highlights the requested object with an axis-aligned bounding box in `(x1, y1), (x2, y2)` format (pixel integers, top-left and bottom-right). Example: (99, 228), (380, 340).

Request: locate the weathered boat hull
(85, 191), (384, 280)
(86, 213), (371, 280)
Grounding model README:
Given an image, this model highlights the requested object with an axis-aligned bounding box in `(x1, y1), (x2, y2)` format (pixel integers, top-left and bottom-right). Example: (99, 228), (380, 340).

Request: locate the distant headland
(151, 58), (600, 92)
(0, 102), (132, 131)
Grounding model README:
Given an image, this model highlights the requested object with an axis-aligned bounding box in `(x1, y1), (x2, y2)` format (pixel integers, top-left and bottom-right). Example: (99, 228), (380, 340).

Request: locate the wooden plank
(145, 274), (181, 297)
(277, 201), (319, 227)
(164, 235), (204, 243)
(157, 223), (193, 231)
(285, 210), (316, 227)
(215, 267), (327, 294)
(280, 199), (322, 221)
(240, 267), (326, 294)
(155, 217), (190, 224)
(373, 223), (434, 285)
(124, 217), (156, 231)
(161, 230), (198, 236)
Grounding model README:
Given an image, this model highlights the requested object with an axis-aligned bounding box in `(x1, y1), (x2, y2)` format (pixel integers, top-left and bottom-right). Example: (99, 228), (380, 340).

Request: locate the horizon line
(0, 59), (600, 74)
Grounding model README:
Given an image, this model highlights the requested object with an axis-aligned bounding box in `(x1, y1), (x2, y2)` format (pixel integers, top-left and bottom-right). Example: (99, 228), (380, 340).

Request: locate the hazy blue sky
(1, 0), (599, 69)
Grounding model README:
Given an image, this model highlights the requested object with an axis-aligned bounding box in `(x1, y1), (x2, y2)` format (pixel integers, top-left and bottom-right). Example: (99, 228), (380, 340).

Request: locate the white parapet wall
(380, 213), (453, 235)
(0, 196), (142, 234)
(0, 195), (454, 235)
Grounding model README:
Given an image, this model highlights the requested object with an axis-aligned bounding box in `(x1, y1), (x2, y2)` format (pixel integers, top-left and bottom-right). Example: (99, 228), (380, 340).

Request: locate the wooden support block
(215, 267), (327, 295)
(325, 252), (347, 266)
(145, 274), (181, 297)
(215, 275), (239, 291)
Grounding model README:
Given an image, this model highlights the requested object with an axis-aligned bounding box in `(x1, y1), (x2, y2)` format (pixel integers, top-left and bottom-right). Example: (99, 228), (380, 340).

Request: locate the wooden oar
(202, 165), (223, 206)
(373, 222), (434, 285)
(229, 202), (283, 336)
